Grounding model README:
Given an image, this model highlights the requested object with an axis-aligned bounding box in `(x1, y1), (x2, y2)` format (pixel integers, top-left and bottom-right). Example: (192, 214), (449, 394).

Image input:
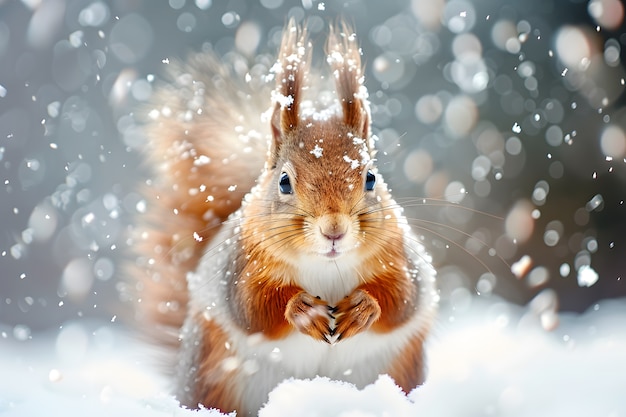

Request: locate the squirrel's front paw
(285, 291), (334, 343)
(332, 289), (381, 341)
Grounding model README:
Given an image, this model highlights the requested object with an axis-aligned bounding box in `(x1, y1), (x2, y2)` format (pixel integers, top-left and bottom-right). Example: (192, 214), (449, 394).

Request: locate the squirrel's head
(244, 20), (404, 266)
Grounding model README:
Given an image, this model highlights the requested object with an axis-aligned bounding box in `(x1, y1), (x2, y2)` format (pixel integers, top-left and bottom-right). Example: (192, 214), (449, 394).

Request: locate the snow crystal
(585, 193), (604, 211)
(271, 90), (294, 109)
(577, 264), (599, 287)
(68, 30), (84, 47)
(310, 144), (323, 158)
(343, 155), (360, 169)
(135, 199), (147, 213)
(193, 155), (211, 166)
(300, 100), (342, 121)
(510, 254), (532, 279)
(327, 51), (344, 66)
(82, 212), (95, 224)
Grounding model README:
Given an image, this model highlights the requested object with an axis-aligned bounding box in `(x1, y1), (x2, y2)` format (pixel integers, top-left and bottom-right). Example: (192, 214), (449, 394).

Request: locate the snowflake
(310, 144), (323, 158)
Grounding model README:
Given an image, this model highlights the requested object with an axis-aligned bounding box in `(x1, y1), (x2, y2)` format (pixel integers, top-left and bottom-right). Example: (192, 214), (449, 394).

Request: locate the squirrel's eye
(279, 172), (293, 194)
(365, 170), (376, 191)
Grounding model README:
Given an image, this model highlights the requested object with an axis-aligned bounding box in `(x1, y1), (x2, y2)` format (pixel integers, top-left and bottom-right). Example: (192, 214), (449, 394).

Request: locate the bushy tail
(127, 51), (271, 357)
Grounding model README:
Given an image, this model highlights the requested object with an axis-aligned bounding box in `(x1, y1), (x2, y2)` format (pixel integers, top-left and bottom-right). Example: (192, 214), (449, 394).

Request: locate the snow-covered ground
(2, 296), (625, 417)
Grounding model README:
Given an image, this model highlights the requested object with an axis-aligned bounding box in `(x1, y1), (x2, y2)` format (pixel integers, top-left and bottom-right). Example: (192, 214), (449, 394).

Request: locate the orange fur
(193, 315), (244, 414)
(231, 262), (306, 339)
(386, 331), (428, 391)
(358, 250), (419, 333)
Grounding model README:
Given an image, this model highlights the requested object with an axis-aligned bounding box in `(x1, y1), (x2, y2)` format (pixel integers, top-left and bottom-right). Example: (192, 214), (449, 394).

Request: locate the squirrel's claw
(332, 289), (381, 341)
(285, 291), (333, 343)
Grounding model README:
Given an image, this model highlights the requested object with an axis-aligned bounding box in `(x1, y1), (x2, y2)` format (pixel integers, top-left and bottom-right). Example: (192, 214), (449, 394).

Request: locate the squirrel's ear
(269, 19), (310, 165)
(327, 21), (371, 144)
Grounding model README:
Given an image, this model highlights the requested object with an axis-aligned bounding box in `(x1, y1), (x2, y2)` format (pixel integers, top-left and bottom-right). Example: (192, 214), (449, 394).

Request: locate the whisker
(356, 225), (435, 270)
(364, 221), (501, 277)
(153, 211), (304, 272)
(362, 215), (506, 263)
(190, 222), (307, 293)
(361, 208), (510, 268)
(355, 198), (503, 222)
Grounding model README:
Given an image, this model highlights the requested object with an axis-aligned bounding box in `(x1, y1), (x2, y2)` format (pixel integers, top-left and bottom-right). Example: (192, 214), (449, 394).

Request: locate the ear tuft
(327, 20), (371, 142)
(270, 20), (310, 146)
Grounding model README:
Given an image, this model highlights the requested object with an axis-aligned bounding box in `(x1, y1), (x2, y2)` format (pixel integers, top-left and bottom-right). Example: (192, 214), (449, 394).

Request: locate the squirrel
(128, 19), (438, 416)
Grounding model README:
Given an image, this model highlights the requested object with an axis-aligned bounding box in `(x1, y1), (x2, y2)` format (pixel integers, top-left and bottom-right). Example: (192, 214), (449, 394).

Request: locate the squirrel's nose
(322, 231), (345, 241)
(319, 217), (348, 241)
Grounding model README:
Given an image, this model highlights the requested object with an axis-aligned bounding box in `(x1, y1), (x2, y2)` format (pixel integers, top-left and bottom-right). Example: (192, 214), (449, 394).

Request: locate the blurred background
(1, 0), (625, 336)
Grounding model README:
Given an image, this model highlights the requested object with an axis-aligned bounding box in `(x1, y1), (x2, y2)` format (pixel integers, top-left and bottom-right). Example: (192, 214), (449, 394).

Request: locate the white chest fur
(292, 252), (362, 305)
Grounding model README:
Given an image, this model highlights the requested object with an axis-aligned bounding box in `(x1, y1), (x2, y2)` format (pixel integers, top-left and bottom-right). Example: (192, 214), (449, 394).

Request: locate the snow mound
(260, 375), (412, 417)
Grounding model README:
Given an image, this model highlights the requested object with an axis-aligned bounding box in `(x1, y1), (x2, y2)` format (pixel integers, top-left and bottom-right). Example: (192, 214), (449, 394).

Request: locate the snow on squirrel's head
(243, 19), (405, 266)
(267, 19), (373, 169)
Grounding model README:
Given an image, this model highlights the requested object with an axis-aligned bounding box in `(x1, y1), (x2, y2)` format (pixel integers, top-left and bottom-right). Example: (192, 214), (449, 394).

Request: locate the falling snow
(1, 1), (625, 415)
(577, 265), (599, 288)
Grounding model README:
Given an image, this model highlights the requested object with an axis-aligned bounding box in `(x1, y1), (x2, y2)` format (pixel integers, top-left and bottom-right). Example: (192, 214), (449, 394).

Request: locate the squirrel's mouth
(323, 248), (342, 259)
(320, 242), (353, 259)
(316, 236), (362, 259)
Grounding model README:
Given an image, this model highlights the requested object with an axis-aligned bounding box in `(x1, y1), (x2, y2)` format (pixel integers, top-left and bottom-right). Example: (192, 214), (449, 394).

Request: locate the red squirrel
(130, 19), (438, 416)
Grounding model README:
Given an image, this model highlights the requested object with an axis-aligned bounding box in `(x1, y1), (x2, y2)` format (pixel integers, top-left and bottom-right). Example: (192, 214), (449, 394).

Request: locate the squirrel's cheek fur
(131, 18), (438, 417)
